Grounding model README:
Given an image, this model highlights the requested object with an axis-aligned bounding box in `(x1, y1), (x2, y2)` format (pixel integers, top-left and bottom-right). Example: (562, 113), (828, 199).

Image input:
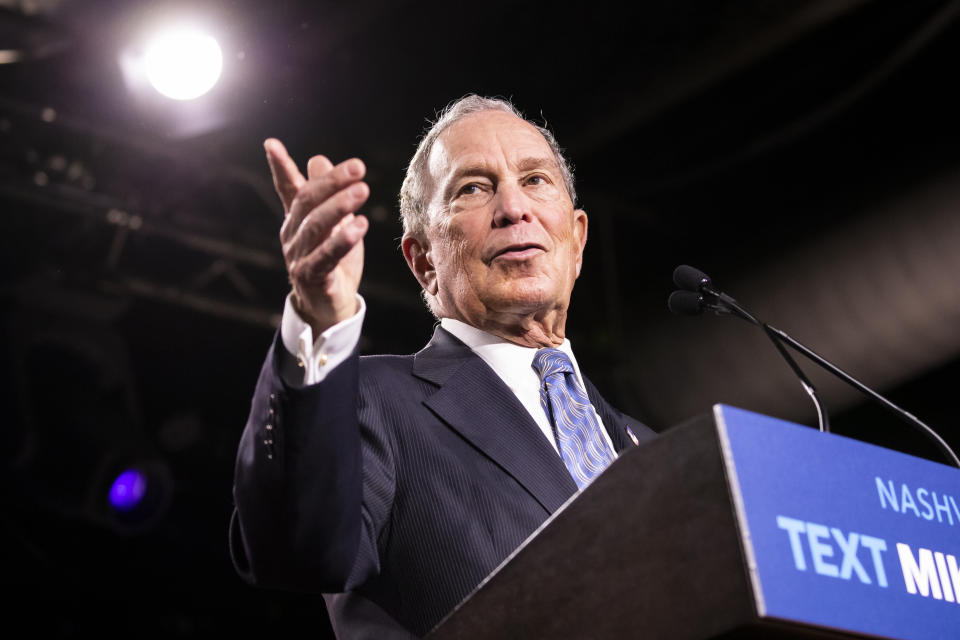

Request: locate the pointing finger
(264, 138), (305, 213)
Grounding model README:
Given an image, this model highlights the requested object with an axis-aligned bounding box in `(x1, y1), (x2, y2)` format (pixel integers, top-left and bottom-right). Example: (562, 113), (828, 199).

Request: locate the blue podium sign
(716, 405), (960, 639)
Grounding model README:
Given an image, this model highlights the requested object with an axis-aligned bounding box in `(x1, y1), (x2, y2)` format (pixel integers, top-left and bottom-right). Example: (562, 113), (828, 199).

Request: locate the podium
(428, 406), (960, 640)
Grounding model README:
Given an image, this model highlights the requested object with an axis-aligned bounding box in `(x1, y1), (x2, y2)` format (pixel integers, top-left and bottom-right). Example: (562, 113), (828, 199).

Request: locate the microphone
(667, 265), (960, 468)
(667, 288), (738, 318)
(672, 265), (712, 293)
(671, 264), (758, 324)
(667, 291), (705, 316)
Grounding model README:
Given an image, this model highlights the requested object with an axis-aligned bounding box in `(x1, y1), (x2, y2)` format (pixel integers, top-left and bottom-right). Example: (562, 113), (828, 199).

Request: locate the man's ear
(574, 208), (588, 278)
(402, 234), (438, 295)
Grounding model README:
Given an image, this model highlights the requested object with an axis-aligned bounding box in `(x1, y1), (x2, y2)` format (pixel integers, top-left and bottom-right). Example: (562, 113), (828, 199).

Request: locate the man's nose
(491, 183), (531, 227)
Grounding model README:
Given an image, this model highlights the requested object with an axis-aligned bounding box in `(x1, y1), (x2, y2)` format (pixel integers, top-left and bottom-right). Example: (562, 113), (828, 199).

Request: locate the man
(230, 96), (655, 638)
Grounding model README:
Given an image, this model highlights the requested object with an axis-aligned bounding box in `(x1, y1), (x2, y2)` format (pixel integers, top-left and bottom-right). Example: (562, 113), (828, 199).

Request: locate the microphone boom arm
(701, 285), (831, 433)
(765, 323), (960, 468)
(669, 264), (958, 467)
(762, 325), (831, 433)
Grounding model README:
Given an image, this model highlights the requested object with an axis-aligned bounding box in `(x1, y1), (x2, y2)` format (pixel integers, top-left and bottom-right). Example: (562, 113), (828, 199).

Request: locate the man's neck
(441, 309), (567, 349)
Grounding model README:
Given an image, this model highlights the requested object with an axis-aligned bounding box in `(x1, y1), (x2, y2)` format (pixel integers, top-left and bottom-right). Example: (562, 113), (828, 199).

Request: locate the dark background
(3, 0), (960, 636)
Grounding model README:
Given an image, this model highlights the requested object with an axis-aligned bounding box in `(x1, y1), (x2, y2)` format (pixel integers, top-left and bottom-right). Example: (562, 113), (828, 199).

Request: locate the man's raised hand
(265, 138), (369, 336)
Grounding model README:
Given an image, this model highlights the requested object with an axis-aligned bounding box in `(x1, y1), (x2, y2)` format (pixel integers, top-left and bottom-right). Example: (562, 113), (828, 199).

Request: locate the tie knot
(532, 348), (574, 379)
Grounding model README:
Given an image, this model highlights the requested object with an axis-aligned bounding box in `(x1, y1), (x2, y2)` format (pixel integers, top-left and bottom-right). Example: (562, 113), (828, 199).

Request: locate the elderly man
(230, 96), (655, 638)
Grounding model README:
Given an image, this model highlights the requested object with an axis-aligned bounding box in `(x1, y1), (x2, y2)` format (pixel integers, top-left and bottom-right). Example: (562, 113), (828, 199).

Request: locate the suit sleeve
(229, 332), (395, 593)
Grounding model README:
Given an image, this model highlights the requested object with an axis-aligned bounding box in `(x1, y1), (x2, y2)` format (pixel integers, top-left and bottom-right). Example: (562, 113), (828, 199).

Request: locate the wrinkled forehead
(427, 111), (558, 186)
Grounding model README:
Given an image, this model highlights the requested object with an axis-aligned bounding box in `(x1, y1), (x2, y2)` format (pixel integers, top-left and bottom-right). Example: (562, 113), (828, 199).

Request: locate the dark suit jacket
(230, 326), (655, 638)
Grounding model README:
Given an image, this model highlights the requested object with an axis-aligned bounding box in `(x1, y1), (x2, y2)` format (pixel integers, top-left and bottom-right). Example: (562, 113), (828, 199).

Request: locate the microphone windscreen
(668, 290), (705, 316)
(673, 265), (711, 292)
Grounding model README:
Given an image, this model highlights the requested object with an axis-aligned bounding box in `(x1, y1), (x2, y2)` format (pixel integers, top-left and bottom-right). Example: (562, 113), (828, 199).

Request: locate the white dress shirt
(437, 317), (613, 453)
(279, 293), (366, 386)
(278, 295), (614, 454)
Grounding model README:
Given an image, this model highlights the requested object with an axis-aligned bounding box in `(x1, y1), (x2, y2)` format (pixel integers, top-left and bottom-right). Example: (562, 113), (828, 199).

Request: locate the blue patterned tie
(532, 348), (616, 489)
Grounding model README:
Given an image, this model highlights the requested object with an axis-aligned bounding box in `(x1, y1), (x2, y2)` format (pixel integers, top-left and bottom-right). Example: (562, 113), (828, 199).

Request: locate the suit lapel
(413, 327), (578, 514)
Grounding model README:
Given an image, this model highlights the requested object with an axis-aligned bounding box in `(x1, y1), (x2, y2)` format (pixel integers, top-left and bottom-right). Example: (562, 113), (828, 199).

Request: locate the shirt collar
(439, 317), (584, 393)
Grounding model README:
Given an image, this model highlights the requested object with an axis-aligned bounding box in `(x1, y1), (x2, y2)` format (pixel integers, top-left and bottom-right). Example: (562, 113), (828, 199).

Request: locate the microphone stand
(699, 286), (832, 434)
(670, 264), (960, 468)
(764, 323), (960, 468)
(761, 325), (831, 433)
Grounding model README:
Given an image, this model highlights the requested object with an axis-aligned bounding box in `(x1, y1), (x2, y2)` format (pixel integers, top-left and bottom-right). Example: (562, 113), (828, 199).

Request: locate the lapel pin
(626, 426), (640, 447)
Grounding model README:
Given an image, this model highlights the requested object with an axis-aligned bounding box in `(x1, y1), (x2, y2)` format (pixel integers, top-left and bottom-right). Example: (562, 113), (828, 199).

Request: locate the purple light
(108, 469), (147, 511)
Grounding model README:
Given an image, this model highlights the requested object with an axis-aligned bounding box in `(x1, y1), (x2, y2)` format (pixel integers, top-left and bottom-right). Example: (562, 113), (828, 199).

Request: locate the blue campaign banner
(716, 405), (960, 640)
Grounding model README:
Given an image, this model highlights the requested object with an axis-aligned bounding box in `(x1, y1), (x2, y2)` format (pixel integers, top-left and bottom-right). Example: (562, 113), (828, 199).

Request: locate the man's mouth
(492, 243), (545, 260)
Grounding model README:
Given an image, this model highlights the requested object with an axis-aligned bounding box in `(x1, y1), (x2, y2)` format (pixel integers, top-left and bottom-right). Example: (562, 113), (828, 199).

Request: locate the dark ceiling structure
(4, 0), (960, 636)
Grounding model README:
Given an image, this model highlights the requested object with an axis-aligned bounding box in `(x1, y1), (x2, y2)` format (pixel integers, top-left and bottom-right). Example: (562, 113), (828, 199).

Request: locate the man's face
(416, 110), (587, 327)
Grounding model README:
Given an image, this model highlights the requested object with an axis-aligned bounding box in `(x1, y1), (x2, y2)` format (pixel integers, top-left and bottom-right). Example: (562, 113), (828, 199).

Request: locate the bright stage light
(143, 27), (222, 101)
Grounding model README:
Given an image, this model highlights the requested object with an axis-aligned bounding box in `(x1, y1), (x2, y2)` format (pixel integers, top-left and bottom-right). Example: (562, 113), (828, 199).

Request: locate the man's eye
(458, 183), (482, 196)
(525, 174), (547, 186)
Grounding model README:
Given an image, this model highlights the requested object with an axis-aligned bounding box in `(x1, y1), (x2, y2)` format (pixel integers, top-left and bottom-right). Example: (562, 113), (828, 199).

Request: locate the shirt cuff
(279, 294), (366, 386)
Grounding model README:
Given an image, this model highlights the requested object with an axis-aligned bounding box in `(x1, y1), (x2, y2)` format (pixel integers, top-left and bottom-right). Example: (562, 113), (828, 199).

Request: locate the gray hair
(398, 95), (577, 242)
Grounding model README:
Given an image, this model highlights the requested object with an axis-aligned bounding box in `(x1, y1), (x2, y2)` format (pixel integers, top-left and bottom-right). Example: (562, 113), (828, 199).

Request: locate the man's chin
(486, 285), (567, 316)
